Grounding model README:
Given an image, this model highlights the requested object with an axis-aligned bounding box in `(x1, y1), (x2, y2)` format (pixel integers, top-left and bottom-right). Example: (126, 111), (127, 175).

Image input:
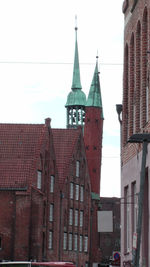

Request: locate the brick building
(99, 197), (120, 266)
(121, 0), (150, 266)
(0, 26), (104, 267)
(0, 119), (60, 261)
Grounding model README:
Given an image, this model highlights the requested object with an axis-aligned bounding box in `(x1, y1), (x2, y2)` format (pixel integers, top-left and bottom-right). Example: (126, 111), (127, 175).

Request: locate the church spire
(71, 20), (82, 90)
(65, 22), (86, 129)
(86, 56), (103, 118)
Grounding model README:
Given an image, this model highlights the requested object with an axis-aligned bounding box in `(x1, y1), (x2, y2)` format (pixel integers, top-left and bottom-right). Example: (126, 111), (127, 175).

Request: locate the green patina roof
(91, 192), (100, 200)
(66, 89), (86, 106)
(65, 27), (86, 107)
(86, 59), (104, 119)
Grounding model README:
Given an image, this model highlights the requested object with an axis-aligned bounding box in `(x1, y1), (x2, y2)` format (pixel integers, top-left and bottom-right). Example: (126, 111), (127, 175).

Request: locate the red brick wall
(84, 107), (103, 195)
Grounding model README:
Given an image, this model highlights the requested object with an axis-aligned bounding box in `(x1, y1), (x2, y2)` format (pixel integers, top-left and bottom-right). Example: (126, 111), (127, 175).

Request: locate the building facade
(121, 0), (150, 266)
(0, 26), (104, 267)
(0, 118), (60, 261)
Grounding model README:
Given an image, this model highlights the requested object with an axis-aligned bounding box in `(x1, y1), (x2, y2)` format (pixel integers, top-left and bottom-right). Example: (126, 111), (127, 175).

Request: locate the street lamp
(128, 133), (150, 267)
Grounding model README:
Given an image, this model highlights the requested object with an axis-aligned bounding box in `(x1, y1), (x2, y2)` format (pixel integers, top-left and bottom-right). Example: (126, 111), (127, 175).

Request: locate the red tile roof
(0, 123), (46, 189)
(52, 128), (81, 185)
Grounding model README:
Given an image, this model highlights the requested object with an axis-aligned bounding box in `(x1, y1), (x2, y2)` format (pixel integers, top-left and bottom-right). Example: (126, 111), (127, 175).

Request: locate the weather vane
(75, 15), (78, 31)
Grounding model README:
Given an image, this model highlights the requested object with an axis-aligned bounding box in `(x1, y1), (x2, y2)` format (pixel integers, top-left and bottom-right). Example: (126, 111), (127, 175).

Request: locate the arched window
(135, 21), (141, 132)
(123, 43), (129, 145)
(141, 7), (148, 126)
(129, 33), (135, 137)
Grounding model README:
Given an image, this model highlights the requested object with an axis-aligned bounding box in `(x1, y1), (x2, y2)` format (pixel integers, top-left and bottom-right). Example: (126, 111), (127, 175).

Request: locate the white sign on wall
(97, 210), (113, 232)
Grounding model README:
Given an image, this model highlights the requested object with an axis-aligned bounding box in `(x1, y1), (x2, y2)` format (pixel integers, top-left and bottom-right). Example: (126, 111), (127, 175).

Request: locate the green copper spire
(86, 57), (104, 118)
(65, 25), (86, 108)
(71, 26), (82, 90)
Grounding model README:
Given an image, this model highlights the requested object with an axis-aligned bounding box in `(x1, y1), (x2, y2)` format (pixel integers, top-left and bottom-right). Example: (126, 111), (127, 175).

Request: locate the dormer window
(37, 171), (42, 189)
(76, 161), (80, 177)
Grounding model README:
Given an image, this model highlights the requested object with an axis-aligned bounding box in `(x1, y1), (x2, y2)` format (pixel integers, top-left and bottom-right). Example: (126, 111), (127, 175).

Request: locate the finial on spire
(75, 15), (78, 31)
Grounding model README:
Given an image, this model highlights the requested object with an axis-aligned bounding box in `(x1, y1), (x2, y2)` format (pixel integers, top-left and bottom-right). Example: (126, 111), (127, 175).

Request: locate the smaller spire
(86, 56), (104, 118)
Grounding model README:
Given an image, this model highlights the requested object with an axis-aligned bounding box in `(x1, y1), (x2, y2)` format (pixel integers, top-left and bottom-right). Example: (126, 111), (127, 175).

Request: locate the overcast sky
(0, 0), (124, 197)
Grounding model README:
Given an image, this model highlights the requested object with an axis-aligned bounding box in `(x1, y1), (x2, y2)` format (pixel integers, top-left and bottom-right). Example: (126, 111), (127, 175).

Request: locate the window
(75, 184), (79, 200)
(75, 209), (78, 226)
(79, 235), (83, 252)
(74, 234), (78, 251)
(84, 236), (88, 252)
(69, 208), (73, 225)
(124, 186), (130, 253)
(70, 182), (74, 199)
(132, 183), (138, 234)
(37, 171), (42, 189)
(63, 232), (67, 250)
(49, 204), (54, 222)
(76, 161), (80, 177)
(80, 210), (83, 227)
(0, 237), (2, 250)
(50, 175), (54, 193)
(80, 186), (84, 202)
(48, 231), (53, 249)
(68, 233), (73, 250)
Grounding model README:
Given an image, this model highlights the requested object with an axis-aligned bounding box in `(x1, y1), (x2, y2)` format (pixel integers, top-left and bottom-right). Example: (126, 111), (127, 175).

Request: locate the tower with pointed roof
(84, 57), (104, 195)
(65, 26), (86, 128)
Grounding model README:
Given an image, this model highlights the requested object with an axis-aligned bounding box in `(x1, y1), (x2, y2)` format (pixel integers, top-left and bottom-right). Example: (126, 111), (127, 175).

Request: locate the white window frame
(75, 209), (78, 226)
(70, 182), (74, 199)
(76, 161), (80, 177)
(68, 233), (73, 251)
(74, 234), (78, 251)
(79, 235), (83, 252)
(48, 231), (53, 249)
(50, 175), (54, 193)
(49, 204), (54, 222)
(80, 185), (84, 202)
(80, 210), (83, 227)
(69, 208), (73, 225)
(37, 170), (42, 189)
(84, 236), (88, 252)
(75, 184), (79, 201)
(63, 232), (67, 250)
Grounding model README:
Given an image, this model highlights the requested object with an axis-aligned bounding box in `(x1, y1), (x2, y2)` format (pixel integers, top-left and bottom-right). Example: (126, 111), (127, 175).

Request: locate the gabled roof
(52, 128), (81, 185)
(0, 123), (46, 189)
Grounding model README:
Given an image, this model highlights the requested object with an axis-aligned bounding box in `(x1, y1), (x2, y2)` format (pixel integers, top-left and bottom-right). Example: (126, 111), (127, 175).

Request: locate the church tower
(84, 57), (104, 195)
(65, 26), (86, 129)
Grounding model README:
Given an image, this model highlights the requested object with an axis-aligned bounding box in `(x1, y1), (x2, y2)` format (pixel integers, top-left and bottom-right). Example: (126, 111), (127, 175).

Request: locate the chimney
(45, 118), (51, 128)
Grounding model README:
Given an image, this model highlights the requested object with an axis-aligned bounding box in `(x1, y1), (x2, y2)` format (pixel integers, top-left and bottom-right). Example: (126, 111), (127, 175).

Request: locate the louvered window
(74, 234), (78, 251)
(75, 184), (79, 200)
(80, 186), (84, 202)
(84, 236), (88, 252)
(68, 233), (72, 250)
(70, 182), (74, 199)
(50, 175), (54, 193)
(69, 208), (73, 225)
(74, 209), (78, 226)
(80, 210), (83, 227)
(48, 231), (53, 249)
(63, 232), (67, 250)
(49, 204), (54, 222)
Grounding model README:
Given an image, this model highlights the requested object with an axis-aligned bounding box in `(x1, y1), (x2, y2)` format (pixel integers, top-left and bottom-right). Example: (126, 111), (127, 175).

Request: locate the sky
(0, 0), (124, 197)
